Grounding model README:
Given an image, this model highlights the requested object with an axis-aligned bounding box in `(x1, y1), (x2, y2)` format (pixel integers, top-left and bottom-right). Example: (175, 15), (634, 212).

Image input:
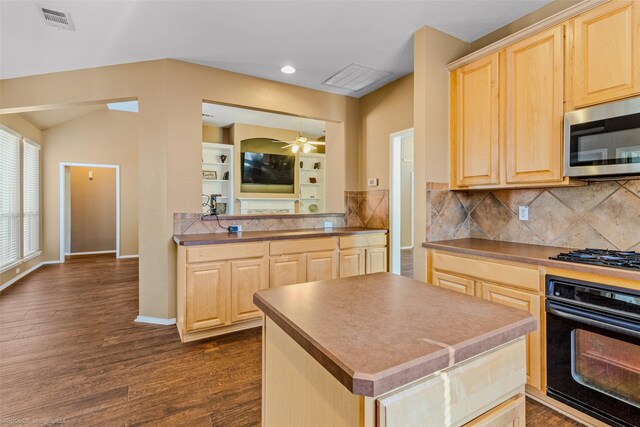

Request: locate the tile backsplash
(174, 213), (346, 235)
(427, 180), (640, 251)
(344, 190), (389, 229)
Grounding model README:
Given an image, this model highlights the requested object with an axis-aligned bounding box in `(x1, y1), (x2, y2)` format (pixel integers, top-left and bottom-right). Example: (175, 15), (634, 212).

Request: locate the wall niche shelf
(298, 153), (325, 213)
(202, 142), (234, 214)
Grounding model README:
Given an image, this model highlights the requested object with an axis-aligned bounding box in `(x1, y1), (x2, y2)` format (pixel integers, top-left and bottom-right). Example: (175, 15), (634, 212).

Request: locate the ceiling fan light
(291, 144), (300, 153)
(302, 143), (312, 153)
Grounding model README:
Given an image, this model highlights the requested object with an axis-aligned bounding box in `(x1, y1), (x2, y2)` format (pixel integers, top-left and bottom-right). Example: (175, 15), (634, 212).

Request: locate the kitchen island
(253, 273), (537, 427)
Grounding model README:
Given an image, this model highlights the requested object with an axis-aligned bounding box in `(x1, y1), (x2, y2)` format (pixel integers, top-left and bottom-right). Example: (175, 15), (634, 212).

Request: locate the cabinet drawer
(270, 237), (336, 256)
(432, 271), (475, 296)
(432, 252), (539, 292)
(186, 242), (267, 264)
(377, 339), (526, 427)
(339, 233), (387, 249)
(464, 394), (525, 427)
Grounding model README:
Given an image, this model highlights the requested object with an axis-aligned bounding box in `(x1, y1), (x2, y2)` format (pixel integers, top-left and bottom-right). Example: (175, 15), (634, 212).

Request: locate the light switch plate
(518, 206), (529, 221)
(367, 178), (378, 187)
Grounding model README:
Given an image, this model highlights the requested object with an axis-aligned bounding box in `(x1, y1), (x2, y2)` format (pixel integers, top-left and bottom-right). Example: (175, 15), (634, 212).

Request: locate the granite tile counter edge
(174, 228), (388, 246)
(423, 238), (640, 282)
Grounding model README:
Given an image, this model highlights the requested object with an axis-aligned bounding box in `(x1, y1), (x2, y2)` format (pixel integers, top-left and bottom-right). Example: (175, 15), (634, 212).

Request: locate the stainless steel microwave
(564, 97), (640, 178)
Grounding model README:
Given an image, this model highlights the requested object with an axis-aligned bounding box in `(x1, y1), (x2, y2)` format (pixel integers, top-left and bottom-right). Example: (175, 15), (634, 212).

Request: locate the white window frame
(0, 125), (42, 273)
(23, 139), (41, 260)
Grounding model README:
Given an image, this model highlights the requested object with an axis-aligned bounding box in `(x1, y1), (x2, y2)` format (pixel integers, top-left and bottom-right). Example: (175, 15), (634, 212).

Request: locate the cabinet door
(185, 262), (229, 332)
(307, 251), (338, 282)
(230, 258), (268, 323)
(365, 247), (388, 274)
(572, 0), (640, 107)
(433, 271), (475, 296)
(480, 282), (541, 390)
(464, 394), (525, 427)
(453, 53), (500, 187)
(339, 249), (365, 278)
(270, 254), (306, 287)
(505, 26), (564, 184)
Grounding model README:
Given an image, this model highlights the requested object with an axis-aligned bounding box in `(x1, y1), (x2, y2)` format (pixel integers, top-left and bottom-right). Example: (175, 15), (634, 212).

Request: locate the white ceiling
(0, 0), (553, 97)
(202, 102), (325, 137)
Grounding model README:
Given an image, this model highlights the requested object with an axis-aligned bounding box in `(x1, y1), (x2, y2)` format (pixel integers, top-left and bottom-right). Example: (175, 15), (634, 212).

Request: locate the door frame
(59, 162), (121, 262)
(389, 128), (414, 275)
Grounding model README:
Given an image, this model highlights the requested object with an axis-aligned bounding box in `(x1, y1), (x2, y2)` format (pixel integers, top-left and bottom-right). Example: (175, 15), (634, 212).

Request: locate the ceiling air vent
(37, 5), (75, 31)
(322, 63), (392, 92)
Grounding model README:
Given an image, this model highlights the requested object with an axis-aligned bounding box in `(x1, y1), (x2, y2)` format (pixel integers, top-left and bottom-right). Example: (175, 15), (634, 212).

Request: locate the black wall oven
(546, 275), (639, 427)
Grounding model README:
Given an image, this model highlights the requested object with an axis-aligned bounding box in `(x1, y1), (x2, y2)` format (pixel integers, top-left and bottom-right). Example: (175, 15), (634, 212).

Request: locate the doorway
(389, 129), (414, 277)
(59, 162), (120, 262)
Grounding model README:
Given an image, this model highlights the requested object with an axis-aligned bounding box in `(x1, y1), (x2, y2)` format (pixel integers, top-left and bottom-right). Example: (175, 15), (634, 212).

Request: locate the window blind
(1, 127), (21, 270)
(23, 140), (40, 258)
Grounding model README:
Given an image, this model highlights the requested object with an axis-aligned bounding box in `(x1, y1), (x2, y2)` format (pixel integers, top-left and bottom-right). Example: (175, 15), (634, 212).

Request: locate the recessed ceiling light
(280, 65), (296, 74)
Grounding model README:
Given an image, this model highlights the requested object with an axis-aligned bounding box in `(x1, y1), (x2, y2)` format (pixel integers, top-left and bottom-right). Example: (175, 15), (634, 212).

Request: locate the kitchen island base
(262, 317), (527, 427)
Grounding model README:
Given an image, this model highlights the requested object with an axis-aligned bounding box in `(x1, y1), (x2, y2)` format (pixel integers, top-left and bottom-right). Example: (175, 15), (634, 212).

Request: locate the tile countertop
(174, 227), (387, 246)
(253, 273), (536, 397)
(423, 238), (640, 282)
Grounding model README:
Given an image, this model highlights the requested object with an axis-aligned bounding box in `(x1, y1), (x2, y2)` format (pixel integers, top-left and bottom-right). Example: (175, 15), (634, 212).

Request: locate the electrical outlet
(15, 267), (20, 274)
(367, 178), (378, 187)
(228, 225), (242, 233)
(518, 206), (529, 221)
(324, 221), (333, 229)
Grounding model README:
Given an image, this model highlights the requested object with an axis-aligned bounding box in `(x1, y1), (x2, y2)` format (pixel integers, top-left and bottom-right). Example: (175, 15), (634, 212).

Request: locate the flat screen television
(242, 152), (295, 185)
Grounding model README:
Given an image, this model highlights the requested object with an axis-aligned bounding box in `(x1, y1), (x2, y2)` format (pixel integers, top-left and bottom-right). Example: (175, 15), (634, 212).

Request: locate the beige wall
(357, 74), (414, 190)
(413, 26), (470, 280)
(70, 166), (117, 253)
(0, 59), (358, 319)
(41, 109), (139, 259)
(0, 114), (44, 287)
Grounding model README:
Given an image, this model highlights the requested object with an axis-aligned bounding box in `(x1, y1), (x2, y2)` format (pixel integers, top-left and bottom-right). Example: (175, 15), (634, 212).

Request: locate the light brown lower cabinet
(185, 262), (229, 332)
(432, 270), (476, 296)
(429, 250), (543, 391)
(177, 233), (387, 342)
(270, 254), (307, 287)
(339, 234), (388, 277)
(230, 258), (268, 322)
(464, 394), (526, 427)
(339, 248), (365, 278)
(307, 250), (338, 282)
(366, 247), (388, 274)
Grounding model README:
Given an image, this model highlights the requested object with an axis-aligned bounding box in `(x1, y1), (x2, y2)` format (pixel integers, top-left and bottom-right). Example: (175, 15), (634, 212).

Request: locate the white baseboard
(66, 250), (116, 256)
(1, 262), (43, 292)
(400, 246), (414, 250)
(118, 254), (139, 259)
(135, 316), (176, 326)
(41, 260), (63, 265)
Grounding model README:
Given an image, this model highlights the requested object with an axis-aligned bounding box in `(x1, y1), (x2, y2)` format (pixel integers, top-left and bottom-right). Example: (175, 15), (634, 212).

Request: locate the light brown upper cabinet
(451, 53), (500, 187)
(570, 0), (640, 109)
(451, 27), (571, 189)
(504, 25), (564, 184)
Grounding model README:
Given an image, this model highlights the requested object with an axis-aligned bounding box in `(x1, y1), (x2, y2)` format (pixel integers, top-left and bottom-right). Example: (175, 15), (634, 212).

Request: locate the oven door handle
(548, 302), (640, 339)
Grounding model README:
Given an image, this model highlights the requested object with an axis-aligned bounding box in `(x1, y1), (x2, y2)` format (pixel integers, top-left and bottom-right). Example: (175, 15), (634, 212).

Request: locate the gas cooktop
(550, 248), (640, 271)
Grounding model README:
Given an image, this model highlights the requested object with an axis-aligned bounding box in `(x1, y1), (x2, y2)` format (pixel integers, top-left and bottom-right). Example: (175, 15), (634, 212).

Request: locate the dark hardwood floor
(0, 254), (582, 426)
(400, 248), (414, 278)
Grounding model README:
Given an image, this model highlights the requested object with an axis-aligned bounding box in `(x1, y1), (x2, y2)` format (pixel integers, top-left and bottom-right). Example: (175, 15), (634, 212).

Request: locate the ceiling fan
(277, 134), (325, 153)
